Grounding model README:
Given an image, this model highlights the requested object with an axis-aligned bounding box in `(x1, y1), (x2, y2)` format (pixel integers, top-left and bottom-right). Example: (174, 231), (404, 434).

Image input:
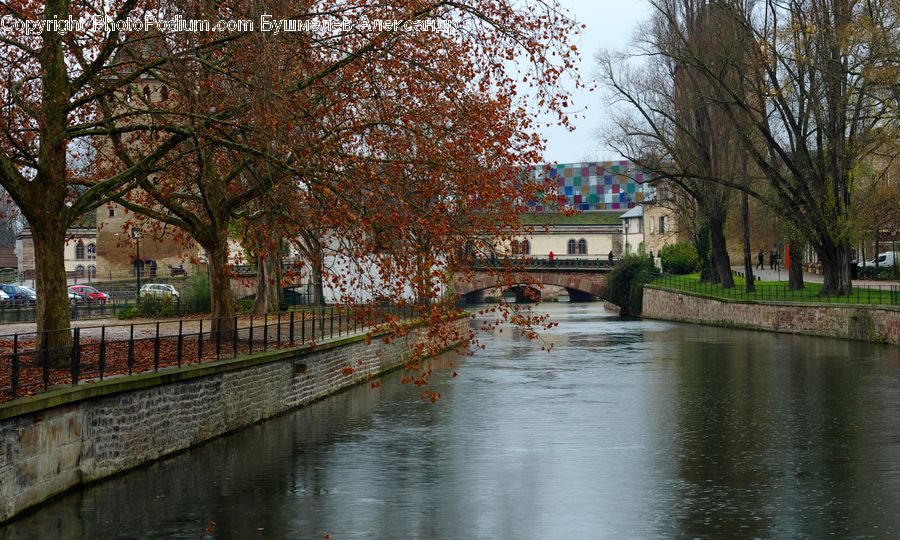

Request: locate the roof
(519, 211), (624, 226)
(619, 206), (643, 219)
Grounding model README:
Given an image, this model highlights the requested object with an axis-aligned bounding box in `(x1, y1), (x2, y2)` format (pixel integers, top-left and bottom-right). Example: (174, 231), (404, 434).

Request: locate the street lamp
(132, 228), (141, 302)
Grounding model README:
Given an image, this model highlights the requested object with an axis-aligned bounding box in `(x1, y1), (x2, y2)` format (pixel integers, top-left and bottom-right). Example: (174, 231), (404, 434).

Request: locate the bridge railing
(470, 257), (616, 271)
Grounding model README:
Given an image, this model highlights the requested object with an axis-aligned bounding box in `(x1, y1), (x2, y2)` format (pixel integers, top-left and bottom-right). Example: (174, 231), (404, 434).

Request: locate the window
(75, 241), (85, 260)
(88, 265), (96, 279)
(521, 240), (530, 255)
(638, 218), (644, 233)
(511, 240), (520, 255)
(659, 216), (666, 235)
(143, 85), (151, 101)
(108, 207), (115, 218)
(567, 239), (577, 255)
(75, 265), (85, 277)
(160, 85), (169, 101)
(577, 239), (587, 255)
(87, 243), (96, 260)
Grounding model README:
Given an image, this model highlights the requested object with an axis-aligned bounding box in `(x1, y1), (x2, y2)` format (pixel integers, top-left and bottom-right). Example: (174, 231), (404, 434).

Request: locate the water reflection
(2, 304), (899, 539)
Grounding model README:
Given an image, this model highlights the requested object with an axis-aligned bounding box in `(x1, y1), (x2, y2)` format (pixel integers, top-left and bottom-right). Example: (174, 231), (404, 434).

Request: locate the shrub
(659, 242), (699, 274)
(607, 254), (658, 316)
(239, 298), (255, 313)
(139, 295), (176, 317)
(116, 307), (140, 320)
(180, 273), (211, 313)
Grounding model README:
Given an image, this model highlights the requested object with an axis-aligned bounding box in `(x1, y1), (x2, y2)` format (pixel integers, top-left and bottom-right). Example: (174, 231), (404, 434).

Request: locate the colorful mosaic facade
(524, 161), (650, 212)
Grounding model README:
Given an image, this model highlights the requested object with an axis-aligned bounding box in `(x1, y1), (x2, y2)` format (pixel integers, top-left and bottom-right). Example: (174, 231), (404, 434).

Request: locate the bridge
(454, 257), (615, 303)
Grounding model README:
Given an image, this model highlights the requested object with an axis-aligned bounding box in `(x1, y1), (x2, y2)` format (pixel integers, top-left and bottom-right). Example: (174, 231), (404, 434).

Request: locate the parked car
(139, 283), (180, 299)
(0, 289), (10, 306)
(0, 284), (36, 306)
(68, 285), (109, 304)
(858, 251), (899, 278)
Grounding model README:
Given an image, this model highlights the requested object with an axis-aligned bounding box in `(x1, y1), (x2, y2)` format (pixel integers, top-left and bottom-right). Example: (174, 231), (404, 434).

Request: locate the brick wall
(0, 317), (469, 523)
(642, 287), (900, 345)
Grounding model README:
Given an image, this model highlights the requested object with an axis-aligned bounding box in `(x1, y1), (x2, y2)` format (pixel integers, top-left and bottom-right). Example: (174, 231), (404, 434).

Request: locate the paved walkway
(733, 266), (900, 287)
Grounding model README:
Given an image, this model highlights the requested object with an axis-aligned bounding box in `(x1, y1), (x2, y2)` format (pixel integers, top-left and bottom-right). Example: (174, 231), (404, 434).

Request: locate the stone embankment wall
(0, 318), (469, 523)
(642, 287), (900, 345)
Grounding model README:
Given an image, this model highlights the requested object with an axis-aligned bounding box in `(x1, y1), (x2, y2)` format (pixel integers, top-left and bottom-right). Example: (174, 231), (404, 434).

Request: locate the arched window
(87, 243), (96, 260)
(521, 240), (530, 255)
(143, 85), (151, 101)
(125, 86), (132, 104)
(88, 265), (96, 279)
(160, 85), (169, 101)
(577, 239), (587, 255)
(75, 241), (85, 260)
(567, 239), (577, 255)
(75, 265), (85, 277)
(510, 240), (520, 255)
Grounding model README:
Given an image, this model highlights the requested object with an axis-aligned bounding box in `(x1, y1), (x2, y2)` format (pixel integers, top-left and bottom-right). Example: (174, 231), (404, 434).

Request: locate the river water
(3, 304), (900, 539)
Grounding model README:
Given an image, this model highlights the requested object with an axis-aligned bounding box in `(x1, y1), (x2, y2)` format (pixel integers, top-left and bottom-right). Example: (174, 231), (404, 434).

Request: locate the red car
(68, 285), (110, 304)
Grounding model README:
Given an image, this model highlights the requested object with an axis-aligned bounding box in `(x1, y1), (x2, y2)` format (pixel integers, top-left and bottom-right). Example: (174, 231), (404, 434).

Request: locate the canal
(3, 304), (900, 538)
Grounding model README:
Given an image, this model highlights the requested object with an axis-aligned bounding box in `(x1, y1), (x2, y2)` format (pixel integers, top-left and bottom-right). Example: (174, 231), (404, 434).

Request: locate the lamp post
(132, 228), (141, 303)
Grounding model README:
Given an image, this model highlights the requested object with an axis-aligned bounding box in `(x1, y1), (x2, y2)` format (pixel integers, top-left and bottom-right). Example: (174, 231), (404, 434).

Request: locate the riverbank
(0, 316), (470, 524)
(642, 286), (900, 345)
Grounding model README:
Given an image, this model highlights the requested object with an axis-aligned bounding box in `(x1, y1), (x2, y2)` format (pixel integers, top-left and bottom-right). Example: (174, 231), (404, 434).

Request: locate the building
(522, 161), (650, 212)
(620, 206), (644, 254)
(95, 202), (196, 281)
(502, 161), (658, 259)
(16, 226), (98, 281)
(512, 211), (624, 259)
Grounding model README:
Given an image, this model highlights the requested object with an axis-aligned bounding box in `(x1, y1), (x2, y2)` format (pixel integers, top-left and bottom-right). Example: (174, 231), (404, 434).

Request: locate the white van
(858, 251), (899, 270)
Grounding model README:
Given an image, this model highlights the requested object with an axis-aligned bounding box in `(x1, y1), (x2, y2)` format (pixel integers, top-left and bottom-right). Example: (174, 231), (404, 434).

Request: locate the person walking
(756, 249), (764, 270)
(769, 249), (775, 270)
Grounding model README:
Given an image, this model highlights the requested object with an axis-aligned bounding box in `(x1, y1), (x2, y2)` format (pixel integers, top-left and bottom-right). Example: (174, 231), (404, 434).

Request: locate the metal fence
(0, 304), (415, 403)
(652, 274), (900, 306)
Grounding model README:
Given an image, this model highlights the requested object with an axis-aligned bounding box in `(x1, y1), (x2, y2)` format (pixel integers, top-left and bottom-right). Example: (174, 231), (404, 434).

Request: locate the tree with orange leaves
(114, 0), (583, 341)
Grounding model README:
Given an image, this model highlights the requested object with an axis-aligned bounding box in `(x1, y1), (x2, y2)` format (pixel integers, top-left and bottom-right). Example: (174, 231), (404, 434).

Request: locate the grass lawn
(649, 273), (900, 306)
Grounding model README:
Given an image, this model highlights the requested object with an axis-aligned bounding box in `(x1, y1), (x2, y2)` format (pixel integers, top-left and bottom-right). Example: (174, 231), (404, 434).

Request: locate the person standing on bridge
(608, 250), (614, 264)
(549, 251), (555, 264)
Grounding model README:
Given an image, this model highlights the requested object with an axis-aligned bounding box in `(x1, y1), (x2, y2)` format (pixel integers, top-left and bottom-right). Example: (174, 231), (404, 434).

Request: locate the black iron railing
(0, 304), (415, 403)
(650, 274), (900, 306)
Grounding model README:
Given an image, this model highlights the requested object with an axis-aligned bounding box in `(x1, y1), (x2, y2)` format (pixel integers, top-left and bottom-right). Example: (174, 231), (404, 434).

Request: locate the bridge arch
(454, 271), (609, 304)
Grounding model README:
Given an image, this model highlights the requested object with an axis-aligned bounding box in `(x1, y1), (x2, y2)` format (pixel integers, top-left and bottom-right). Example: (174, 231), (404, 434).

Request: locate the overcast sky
(538, 0), (651, 164)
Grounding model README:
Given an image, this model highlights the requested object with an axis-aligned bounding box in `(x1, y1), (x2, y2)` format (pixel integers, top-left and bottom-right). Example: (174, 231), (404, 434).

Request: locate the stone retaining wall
(642, 287), (900, 345)
(0, 318), (469, 523)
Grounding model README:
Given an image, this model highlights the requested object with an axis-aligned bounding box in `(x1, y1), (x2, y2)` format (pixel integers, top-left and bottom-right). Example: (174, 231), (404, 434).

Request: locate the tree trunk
(254, 249), (282, 314)
(697, 223), (714, 281)
(741, 192), (755, 293)
(788, 243), (804, 290)
(310, 263), (326, 307)
(32, 223), (71, 362)
(205, 239), (235, 336)
(709, 215), (735, 288)
(818, 242), (852, 295)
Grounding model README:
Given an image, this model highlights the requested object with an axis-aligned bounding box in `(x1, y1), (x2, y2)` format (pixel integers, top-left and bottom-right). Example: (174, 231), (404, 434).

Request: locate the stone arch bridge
(454, 258), (614, 304)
